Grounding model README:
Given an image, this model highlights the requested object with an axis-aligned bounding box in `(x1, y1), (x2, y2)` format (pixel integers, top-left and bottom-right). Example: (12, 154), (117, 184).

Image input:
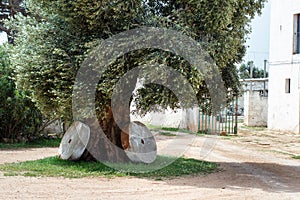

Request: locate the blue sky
(244, 1), (271, 69)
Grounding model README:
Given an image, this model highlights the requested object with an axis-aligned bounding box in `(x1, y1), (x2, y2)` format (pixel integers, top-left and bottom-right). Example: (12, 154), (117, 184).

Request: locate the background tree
(238, 61), (268, 79)
(0, 45), (42, 143)
(7, 0), (266, 161)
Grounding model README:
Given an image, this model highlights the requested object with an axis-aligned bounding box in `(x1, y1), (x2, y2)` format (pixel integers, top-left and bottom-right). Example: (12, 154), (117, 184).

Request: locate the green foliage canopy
(7, 0), (266, 120)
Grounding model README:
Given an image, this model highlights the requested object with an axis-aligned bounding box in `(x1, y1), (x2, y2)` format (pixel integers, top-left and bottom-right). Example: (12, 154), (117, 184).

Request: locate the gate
(197, 93), (240, 135)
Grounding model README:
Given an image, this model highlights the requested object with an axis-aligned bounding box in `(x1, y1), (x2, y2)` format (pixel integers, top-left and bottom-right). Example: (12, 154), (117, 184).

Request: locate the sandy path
(0, 148), (57, 165)
(0, 130), (300, 200)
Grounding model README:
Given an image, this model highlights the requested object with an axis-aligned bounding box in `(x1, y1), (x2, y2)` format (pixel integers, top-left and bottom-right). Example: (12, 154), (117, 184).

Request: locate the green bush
(0, 46), (42, 143)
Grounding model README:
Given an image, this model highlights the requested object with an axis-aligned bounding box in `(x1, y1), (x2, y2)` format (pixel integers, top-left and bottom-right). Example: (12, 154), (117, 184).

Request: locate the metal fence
(197, 94), (240, 135)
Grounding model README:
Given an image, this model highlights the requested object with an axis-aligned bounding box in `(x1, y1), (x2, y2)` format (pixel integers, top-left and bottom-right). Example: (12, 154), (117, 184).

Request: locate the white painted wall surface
(268, 0), (300, 132)
(131, 108), (183, 128)
(268, 63), (300, 132)
(130, 108), (199, 132)
(244, 91), (268, 127)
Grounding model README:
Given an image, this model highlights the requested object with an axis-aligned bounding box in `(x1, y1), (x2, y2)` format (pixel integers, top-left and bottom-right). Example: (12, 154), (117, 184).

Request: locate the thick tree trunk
(58, 108), (131, 163)
(80, 69), (138, 162)
(78, 70), (138, 162)
(59, 68), (149, 162)
(81, 106), (131, 163)
(99, 106), (130, 151)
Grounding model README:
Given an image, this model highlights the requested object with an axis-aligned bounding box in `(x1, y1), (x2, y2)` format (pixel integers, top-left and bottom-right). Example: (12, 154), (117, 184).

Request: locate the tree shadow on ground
(164, 162), (300, 193)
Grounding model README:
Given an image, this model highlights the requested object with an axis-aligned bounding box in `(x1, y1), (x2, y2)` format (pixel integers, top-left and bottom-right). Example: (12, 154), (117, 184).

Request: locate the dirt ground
(0, 128), (300, 200)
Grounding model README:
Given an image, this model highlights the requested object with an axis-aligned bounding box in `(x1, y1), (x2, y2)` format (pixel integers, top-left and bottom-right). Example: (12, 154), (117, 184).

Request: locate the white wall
(131, 108), (183, 128)
(268, 63), (300, 132)
(130, 108), (199, 132)
(244, 91), (268, 127)
(268, 0), (300, 133)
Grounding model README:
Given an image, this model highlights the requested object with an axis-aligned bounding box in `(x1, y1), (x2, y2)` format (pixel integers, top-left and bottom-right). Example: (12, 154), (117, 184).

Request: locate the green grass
(159, 131), (177, 136)
(292, 155), (300, 159)
(0, 138), (61, 149)
(0, 156), (218, 179)
(146, 124), (196, 135)
(146, 124), (179, 132)
(161, 127), (180, 132)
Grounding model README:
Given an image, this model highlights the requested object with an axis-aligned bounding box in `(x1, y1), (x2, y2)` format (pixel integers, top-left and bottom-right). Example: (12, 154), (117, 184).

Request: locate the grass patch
(0, 156), (217, 179)
(146, 124), (163, 130)
(161, 127), (180, 132)
(146, 124), (196, 135)
(159, 131), (177, 136)
(0, 138), (61, 149)
(292, 155), (300, 159)
(146, 124), (179, 132)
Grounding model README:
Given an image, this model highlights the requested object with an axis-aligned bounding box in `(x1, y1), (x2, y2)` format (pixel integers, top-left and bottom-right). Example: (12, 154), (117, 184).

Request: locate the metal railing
(198, 94), (239, 135)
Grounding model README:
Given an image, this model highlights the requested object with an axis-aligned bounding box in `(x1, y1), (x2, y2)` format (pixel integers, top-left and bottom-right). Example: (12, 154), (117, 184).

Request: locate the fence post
(234, 94), (238, 134)
(198, 108), (200, 133)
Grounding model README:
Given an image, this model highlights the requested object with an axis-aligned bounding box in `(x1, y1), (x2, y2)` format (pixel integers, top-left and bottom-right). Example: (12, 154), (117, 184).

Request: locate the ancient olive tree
(8, 0), (266, 161)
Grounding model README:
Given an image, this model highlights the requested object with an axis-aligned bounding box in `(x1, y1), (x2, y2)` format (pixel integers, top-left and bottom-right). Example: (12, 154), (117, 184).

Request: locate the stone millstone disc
(125, 121), (157, 163)
(58, 121), (90, 161)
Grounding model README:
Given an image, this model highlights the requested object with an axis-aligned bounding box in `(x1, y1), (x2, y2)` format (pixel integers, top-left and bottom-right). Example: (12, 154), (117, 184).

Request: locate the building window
(285, 78), (291, 93)
(293, 14), (300, 54)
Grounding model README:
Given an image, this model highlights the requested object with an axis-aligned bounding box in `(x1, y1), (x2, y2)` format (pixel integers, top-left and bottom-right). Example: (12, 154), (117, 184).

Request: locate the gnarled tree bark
(59, 70), (138, 162)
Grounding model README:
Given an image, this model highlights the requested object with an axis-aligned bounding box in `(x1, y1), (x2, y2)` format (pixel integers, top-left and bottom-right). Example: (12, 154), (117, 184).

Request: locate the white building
(268, 0), (300, 133)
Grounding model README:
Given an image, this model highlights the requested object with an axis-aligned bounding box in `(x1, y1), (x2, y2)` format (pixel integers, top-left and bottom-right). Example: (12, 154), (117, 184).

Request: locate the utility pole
(250, 61), (253, 78)
(263, 60), (267, 97)
(250, 61), (253, 93)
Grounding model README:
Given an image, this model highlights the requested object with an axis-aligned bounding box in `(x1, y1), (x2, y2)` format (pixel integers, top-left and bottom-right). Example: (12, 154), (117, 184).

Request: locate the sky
(244, 1), (271, 70)
(0, 31), (7, 44)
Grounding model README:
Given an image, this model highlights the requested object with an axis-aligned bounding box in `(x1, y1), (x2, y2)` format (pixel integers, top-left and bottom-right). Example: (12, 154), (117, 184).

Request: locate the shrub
(0, 46), (42, 143)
